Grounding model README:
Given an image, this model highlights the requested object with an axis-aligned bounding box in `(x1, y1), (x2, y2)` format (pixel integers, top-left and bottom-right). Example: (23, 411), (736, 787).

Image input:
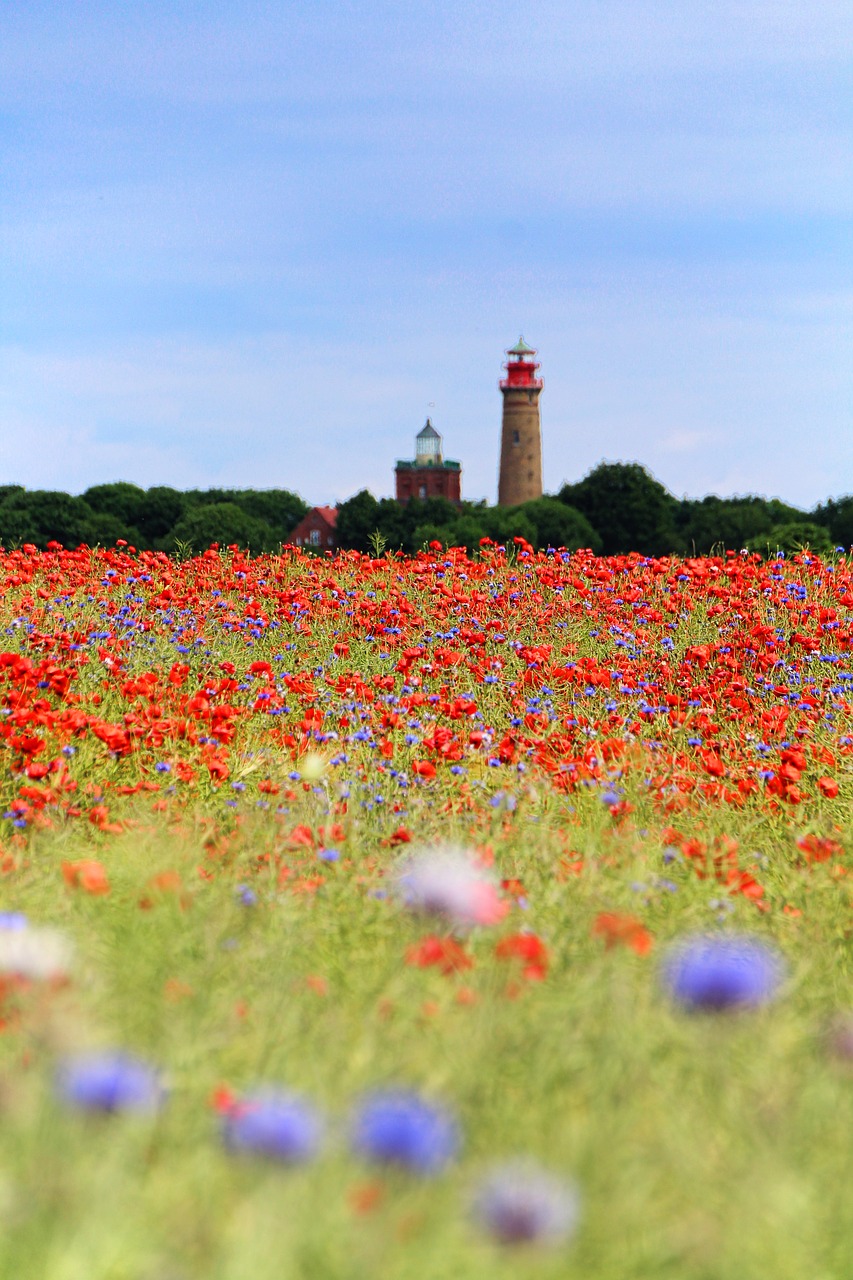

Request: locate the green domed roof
(507, 336), (536, 356)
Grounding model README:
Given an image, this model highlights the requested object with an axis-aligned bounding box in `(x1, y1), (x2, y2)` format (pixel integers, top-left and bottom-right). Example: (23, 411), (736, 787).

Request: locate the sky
(1, 0), (851, 510)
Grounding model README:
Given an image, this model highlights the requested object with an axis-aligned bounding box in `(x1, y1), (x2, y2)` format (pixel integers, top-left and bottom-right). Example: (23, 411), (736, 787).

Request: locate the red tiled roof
(284, 505), (340, 546)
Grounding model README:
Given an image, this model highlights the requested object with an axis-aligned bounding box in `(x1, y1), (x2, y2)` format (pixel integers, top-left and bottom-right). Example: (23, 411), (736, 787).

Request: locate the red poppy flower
(494, 933), (549, 981)
(592, 912), (653, 955)
(406, 935), (473, 975)
(62, 860), (110, 895)
(796, 833), (843, 863)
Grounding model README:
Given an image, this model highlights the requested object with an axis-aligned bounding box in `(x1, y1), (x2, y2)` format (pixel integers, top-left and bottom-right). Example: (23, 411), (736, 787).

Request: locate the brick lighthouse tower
(497, 336), (543, 506)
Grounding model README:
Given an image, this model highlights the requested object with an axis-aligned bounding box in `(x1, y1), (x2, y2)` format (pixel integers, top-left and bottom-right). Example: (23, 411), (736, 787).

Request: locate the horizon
(2, 2), (851, 508)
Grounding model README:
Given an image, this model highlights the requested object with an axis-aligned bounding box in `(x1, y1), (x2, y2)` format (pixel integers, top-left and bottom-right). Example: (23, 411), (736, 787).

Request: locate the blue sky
(1, 0), (850, 509)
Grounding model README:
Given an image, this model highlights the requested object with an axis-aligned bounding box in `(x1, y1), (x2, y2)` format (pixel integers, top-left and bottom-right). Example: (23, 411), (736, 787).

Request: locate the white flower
(471, 1161), (580, 1246)
(0, 924), (73, 981)
(394, 846), (507, 929)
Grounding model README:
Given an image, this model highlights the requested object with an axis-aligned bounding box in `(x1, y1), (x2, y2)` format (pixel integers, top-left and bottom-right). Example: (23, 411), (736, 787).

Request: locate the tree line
(0, 483), (308, 555)
(1, 464), (851, 556)
(337, 463), (850, 557)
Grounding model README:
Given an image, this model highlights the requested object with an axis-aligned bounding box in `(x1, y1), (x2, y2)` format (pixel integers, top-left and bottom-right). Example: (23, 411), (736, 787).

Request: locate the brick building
(286, 505), (338, 550)
(395, 419), (461, 505)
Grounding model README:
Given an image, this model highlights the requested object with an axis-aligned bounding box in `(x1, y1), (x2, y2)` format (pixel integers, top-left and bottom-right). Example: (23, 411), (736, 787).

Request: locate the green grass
(0, 783), (851, 1280)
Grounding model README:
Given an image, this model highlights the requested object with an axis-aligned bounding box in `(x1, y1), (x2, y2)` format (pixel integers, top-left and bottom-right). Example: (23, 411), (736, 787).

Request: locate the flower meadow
(3, 538), (853, 1277)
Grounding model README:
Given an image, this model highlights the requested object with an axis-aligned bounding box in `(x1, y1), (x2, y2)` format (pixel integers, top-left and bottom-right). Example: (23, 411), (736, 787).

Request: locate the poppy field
(2, 537), (853, 1279)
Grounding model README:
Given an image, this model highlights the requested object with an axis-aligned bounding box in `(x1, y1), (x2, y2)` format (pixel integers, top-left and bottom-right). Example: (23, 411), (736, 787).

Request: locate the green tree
(677, 495), (804, 554)
(479, 505), (538, 548)
(180, 489), (307, 540)
(394, 497), (458, 552)
(83, 482), (147, 526)
(335, 490), (380, 552)
(811, 497), (853, 551)
(411, 523), (449, 551)
(516, 497), (602, 552)
(751, 521), (834, 557)
(79, 512), (141, 547)
(79, 483), (148, 545)
(0, 491), (95, 548)
(372, 498), (408, 551)
(168, 503), (277, 553)
(229, 490), (309, 541)
(401, 497), (458, 536)
(137, 488), (187, 545)
(559, 462), (679, 556)
(412, 514), (488, 552)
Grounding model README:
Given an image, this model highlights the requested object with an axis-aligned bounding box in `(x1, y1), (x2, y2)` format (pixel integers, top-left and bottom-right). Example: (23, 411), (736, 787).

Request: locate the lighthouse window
(513, 430), (520, 445)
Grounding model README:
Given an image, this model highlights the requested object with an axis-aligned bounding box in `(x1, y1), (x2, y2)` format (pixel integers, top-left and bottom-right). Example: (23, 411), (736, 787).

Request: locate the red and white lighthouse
(497, 336), (543, 506)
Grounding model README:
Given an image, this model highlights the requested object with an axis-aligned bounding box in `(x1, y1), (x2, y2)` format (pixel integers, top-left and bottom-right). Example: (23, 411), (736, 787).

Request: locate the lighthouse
(497, 336), (543, 506)
(395, 419), (462, 505)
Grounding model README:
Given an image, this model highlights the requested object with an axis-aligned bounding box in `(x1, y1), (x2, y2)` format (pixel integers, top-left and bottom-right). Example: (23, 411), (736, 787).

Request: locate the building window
(309, 529), (321, 546)
(419, 485), (427, 499)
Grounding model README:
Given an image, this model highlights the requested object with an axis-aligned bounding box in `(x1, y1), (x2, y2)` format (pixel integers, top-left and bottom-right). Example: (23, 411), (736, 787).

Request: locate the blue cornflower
(235, 884), (257, 907)
(221, 1089), (322, 1163)
(57, 1052), (165, 1114)
(350, 1089), (459, 1174)
(472, 1161), (580, 1246)
(662, 935), (784, 1011)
